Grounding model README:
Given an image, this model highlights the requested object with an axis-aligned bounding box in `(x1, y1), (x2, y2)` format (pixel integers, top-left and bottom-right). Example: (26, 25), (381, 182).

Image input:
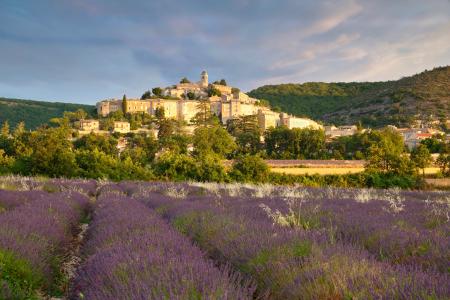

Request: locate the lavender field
(0, 176), (449, 299)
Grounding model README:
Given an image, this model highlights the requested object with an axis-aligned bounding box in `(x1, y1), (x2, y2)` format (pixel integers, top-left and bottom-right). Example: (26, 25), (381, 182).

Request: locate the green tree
(231, 87), (240, 94)
(180, 77), (191, 84)
(420, 136), (446, 153)
(141, 90), (152, 100)
(26, 127), (78, 177)
(75, 148), (153, 180)
(265, 126), (326, 159)
(411, 144), (432, 177)
(159, 134), (190, 154)
(121, 134), (158, 165)
(227, 115), (261, 155)
(229, 155), (269, 183)
(191, 99), (216, 126)
(155, 107), (165, 121)
(0, 149), (14, 174)
(186, 91), (196, 100)
(153, 151), (198, 181)
(1, 121), (10, 137)
(122, 94), (128, 114)
(13, 122), (26, 138)
(437, 153), (450, 176)
(196, 154), (228, 182)
(73, 133), (118, 156)
(365, 128), (414, 175)
(207, 86), (222, 97)
(152, 87), (163, 97)
(158, 119), (176, 140)
(192, 125), (236, 158)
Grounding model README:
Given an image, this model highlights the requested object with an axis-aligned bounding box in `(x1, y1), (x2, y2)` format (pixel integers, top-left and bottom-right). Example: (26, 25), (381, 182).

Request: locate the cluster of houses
(81, 71), (322, 136)
(388, 126), (449, 149)
(77, 71), (448, 150)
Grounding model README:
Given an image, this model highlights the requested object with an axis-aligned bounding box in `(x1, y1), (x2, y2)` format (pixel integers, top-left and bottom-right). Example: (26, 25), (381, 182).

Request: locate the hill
(248, 66), (450, 128)
(0, 98), (96, 129)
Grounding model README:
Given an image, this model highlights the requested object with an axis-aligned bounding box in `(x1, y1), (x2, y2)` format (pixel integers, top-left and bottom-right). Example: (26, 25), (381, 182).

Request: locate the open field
(0, 176), (449, 299)
(271, 166), (441, 175)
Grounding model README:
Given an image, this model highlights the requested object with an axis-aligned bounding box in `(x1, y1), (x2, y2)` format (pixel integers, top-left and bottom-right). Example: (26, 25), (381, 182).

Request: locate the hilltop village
(89, 71), (322, 135)
(76, 71), (448, 150)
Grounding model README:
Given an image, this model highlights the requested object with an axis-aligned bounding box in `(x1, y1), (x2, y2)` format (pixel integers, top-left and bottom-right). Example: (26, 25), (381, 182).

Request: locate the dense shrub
(230, 155), (270, 183)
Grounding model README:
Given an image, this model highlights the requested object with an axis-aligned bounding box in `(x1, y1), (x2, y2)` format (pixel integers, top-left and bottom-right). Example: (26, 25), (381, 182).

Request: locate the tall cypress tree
(122, 94), (128, 114)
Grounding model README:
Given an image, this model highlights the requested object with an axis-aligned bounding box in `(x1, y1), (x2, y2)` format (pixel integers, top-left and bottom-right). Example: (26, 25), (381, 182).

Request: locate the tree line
(0, 107), (449, 186)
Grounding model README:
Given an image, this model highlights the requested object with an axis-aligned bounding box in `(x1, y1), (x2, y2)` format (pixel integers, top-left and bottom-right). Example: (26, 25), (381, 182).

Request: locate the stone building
(325, 125), (358, 138)
(257, 108), (280, 131)
(79, 119), (99, 132)
(96, 71), (320, 132)
(113, 121), (130, 134)
(279, 113), (322, 130)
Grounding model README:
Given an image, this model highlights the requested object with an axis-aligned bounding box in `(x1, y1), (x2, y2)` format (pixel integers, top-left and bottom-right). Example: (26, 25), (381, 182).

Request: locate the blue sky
(1, 0), (449, 104)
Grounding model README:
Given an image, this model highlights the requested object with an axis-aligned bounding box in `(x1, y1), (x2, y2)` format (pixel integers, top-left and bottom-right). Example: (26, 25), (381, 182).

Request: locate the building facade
(79, 119), (100, 132)
(96, 71), (320, 131)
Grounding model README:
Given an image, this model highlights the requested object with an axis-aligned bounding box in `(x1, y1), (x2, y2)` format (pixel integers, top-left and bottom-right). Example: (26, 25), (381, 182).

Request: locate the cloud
(0, 0), (448, 103)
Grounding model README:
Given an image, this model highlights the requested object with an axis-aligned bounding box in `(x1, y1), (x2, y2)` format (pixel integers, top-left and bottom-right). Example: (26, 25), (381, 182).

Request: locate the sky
(0, 0), (449, 104)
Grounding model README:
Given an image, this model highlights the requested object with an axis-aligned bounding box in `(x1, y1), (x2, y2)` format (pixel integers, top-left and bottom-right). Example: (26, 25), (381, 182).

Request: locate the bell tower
(200, 70), (208, 87)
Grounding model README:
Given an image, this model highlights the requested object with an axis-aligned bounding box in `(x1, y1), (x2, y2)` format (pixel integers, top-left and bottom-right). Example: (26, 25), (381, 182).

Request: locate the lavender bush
(0, 191), (89, 299)
(0, 190), (49, 212)
(134, 183), (450, 299)
(71, 193), (255, 300)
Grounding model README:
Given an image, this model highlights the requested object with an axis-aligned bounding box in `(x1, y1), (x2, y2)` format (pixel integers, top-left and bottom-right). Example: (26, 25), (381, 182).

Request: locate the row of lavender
(0, 190), (89, 299)
(70, 192), (255, 299)
(129, 182), (450, 299)
(217, 187), (449, 273)
(1, 177), (448, 299)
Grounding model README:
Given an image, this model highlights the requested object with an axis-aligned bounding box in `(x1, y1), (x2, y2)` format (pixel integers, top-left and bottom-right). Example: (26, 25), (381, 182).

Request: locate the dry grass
(271, 167), (441, 175)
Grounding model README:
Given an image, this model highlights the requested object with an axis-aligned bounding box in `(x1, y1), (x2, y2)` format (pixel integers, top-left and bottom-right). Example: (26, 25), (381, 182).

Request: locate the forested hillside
(0, 98), (96, 129)
(249, 66), (449, 127)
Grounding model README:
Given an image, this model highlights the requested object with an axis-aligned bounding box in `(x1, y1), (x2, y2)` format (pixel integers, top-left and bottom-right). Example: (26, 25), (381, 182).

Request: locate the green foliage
(196, 154), (228, 182)
(122, 94), (128, 114)
(227, 115), (261, 155)
(159, 134), (190, 155)
(0, 149), (14, 174)
(1, 121), (10, 137)
(192, 125), (236, 158)
(213, 79), (227, 86)
(0, 97), (95, 130)
(152, 87), (163, 97)
(22, 127), (78, 177)
(207, 86), (222, 97)
(155, 107), (165, 120)
(420, 136), (447, 153)
(141, 90), (152, 100)
(75, 148), (153, 180)
(249, 66), (449, 127)
(180, 77), (191, 84)
(265, 126), (326, 159)
(365, 128), (415, 176)
(121, 134), (158, 165)
(436, 152), (450, 177)
(191, 100), (218, 126)
(73, 133), (118, 156)
(0, 249), (42, 300)
(157, 119), (176, 140)
(186, 91), (196, 100)
(230, 155), (269, 183)
(153, 152), (199, 181)
(411, 144), (432, 176)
